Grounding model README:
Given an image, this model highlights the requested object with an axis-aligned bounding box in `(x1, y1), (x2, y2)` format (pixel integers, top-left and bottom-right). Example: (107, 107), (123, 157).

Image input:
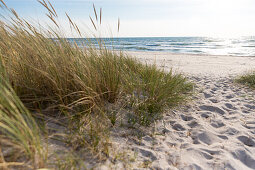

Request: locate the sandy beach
(97, 52), (255, 169)
(2, 0), (255, 169)
(127, 51), (255, 77)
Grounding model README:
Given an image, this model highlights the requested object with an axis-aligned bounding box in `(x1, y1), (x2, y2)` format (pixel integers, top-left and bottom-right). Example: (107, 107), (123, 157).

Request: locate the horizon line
(62, 35), (255, 39)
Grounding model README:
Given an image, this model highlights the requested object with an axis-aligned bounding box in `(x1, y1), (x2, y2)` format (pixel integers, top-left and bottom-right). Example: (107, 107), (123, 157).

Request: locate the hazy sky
(3, 0), (255, 37)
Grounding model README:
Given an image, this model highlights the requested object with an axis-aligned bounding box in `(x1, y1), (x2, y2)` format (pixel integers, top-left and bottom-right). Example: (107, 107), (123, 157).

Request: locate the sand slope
(97, 52), (255, 170)
(99, 76), (255, 170)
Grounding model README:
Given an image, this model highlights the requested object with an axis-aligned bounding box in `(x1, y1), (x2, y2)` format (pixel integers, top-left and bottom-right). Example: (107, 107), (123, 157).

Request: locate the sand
(127, 51), (255, 77)
(97, 52), (255, 170)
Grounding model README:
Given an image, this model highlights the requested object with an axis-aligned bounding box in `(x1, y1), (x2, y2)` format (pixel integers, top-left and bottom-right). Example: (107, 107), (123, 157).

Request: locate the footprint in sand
(191, 131), (222, 145)
(200, 148), (221, 156)
(187, 120), (199, 128)
(180, 114), (194, 121)
(199, 111), (210, 118)
(226, 94), (235, 99)
(242, 123), (255, 130)
(237, 136), (255, 147)
(172, 123), (186, 131)
(199, 105), (225, 115)
(218, 135), (228, 140)
(211, 87), (218, 92)
(203, 92), (212, 98)
(221, 127), (239, 136)
(200, 151), (214, 160)
(136, 148), (157, 161)
(231, 149), (255, 169)
(244, 104), (255, 110)
(210, 119), (225, 128)
(225, 103), (237, 110)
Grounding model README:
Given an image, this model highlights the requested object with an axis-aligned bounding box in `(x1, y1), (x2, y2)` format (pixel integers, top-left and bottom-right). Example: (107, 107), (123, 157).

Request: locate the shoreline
(124, 50), (255, 58)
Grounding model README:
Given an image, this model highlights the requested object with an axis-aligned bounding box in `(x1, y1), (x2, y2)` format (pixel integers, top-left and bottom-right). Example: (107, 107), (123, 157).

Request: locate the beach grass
(236, 72), (255, 88)
(0, 0), (192, 168)
(0, 57), (46, 169)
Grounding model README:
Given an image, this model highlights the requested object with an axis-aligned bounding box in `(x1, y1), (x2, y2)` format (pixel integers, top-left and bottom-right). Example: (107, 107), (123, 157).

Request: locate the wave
(135, 47), (149, 50)
(146, 44), (161, 47)
(121, 43), (134, 46)
(242, 45), (255, 48)
(66, 37), (255, 56)
(123, 46), (136, 49)
(169, 43), (192, 46)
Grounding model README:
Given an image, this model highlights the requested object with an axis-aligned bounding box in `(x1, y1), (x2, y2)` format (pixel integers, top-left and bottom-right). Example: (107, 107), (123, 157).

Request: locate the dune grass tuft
(0, 0), (193, 168)
(236, 72), (255, 88)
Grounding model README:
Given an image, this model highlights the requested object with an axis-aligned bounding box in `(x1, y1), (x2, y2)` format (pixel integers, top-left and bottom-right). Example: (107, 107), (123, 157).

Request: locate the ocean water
(67, 37), (255, 56)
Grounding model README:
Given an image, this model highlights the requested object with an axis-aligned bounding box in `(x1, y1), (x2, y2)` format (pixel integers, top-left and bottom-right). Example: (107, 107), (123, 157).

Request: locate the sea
(67, 37), (255, 56)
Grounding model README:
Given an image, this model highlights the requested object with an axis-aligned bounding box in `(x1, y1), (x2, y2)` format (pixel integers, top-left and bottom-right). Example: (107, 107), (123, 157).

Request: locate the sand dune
(97, 52), (255, 170)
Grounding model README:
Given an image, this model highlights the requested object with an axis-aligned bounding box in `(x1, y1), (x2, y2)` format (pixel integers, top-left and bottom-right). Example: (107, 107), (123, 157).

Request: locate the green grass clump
(237, 72), (255, 88)
(0, 0), (192, 168)
(126, 64), (192, 126)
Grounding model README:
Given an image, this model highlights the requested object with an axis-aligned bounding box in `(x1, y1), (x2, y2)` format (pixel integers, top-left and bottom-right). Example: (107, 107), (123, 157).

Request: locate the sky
(2, 0), (255, 37)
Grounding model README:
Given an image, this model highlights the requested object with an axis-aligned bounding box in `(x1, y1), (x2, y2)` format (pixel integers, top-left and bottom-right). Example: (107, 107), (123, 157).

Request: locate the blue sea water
(67, 37), (255, 56)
